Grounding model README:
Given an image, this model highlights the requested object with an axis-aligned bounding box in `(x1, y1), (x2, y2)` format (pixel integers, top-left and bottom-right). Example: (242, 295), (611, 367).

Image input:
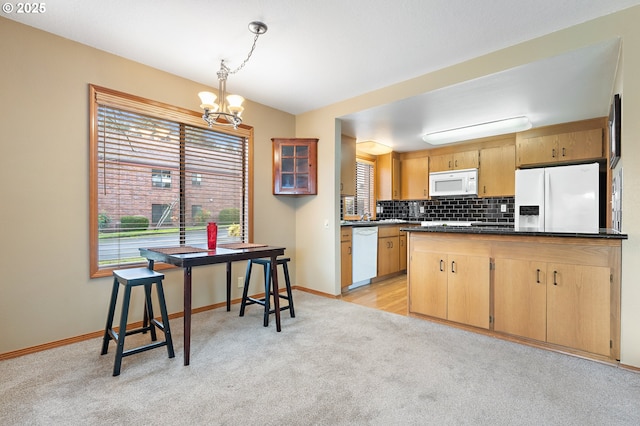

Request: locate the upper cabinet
(429, 150), (479, 172)
(516, 128), (603, 167)
(340, 135), (356, 196)
(272, 138), (318, 195)
(478, 145), (515, 197)
(377, 152), (400, 200)
(401, 156), (429, 200)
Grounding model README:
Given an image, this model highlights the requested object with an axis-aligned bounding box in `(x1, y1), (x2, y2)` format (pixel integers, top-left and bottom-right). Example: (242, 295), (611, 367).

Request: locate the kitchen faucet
(360, 212), (371, 221)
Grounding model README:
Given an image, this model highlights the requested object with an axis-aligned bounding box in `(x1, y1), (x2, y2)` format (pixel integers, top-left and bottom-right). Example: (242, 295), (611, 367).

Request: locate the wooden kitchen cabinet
(408, 230), (623, 362)
(494, 258), (548, 341)
(516, 129), (603, 167)
(408, 234), (490, 329)
(340, 135), (356, 196)
(376, 152), (400, 200)
(478, 145), (515, 197)
(399, 231), (407, 271)
(546, 262), (611, 356)
(272, 138), (318, 195)
(429, 150), (479, 172)
(493, 238), (618, 358)
(377, 226), (400, 276)
(400, 156), (429, 199)
(340, 227), (352, 290)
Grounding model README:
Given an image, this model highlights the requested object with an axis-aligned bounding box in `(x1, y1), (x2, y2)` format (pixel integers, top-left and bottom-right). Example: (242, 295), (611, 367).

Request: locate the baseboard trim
(0, 286), (302, 361)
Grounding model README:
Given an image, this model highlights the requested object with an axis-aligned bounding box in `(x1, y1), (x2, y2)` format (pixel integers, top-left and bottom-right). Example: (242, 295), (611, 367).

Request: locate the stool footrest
(122, 341), (170, 358)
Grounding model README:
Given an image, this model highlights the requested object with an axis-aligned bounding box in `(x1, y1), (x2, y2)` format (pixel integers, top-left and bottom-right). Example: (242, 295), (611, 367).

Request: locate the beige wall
(296, 6), (640, 368)
(0, 18), (296, 354)
(3, 6), (640, 369)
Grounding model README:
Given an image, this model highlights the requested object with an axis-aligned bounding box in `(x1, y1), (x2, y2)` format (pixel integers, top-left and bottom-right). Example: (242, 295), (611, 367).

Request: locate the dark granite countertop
(402, 225), (627, 239)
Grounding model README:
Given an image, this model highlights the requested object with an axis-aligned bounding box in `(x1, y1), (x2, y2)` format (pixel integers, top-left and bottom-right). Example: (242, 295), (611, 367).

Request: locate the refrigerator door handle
(544, 171), (550, 231)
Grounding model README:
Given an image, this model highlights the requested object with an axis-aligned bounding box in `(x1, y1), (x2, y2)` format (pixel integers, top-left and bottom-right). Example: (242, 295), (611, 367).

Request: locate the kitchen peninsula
(404, 225), (627, 363)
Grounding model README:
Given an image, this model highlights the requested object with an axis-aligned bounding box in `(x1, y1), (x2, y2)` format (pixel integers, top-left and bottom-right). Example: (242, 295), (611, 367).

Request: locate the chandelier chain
(229, 32), (262, 75)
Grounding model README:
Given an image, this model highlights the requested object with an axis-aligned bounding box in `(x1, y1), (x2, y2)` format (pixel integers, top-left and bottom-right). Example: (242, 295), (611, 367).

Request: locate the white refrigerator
(515, 163), (600, 233)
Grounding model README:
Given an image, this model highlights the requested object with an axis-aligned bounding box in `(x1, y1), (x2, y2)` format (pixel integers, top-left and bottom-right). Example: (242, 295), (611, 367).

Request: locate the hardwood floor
(340, 274), (408, 316)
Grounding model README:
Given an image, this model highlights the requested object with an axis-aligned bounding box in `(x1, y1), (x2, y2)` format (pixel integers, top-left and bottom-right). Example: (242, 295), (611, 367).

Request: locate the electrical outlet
(500, 204), (507, 213)
(237, 277), (244, 288)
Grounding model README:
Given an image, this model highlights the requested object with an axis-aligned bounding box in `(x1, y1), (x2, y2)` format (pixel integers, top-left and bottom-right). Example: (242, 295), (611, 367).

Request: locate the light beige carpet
(1, 291), (639, 425)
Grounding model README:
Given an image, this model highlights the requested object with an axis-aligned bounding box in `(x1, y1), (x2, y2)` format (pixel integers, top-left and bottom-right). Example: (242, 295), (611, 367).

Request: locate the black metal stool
(239, 257), (295, 327)
(101, 268), (175, 376)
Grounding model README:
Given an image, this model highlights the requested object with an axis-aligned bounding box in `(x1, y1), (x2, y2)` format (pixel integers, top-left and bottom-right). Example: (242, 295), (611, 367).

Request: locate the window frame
(343, 156), (376, 220)
(89, 84), (254, 278)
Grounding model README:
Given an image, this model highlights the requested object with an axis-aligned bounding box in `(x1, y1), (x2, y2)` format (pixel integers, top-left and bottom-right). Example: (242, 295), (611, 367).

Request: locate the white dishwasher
(351, 226), (378, 286)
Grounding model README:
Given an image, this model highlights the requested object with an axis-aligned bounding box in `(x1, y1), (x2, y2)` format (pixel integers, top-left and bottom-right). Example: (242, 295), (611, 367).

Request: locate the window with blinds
(355, 159), (375, 217)
(90, 85), (251, 277)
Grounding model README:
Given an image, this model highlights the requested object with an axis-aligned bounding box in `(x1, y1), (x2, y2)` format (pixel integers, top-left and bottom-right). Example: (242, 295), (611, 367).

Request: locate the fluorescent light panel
(423, 116), (532, 145)
(356, 140), (393, 155)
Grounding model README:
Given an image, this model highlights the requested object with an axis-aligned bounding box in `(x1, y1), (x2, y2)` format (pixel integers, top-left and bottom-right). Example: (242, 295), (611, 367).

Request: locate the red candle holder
(207, 222), (217, 249)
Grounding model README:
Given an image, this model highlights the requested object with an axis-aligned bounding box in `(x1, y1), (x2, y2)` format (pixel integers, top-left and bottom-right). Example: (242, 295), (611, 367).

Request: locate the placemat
(151, 246), (209, 255)
(218, 242), (268, 249)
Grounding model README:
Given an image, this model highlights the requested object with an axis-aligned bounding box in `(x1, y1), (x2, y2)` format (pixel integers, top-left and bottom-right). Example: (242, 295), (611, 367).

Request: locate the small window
(344, 158), (375, 218)
(152, 169), (171, 188)
(191, 173), (202, 186)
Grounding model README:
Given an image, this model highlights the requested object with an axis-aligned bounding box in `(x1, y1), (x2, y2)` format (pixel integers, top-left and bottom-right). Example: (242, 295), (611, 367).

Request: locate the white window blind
(356, 159), (375, 217)
(90, 85), (250, 277)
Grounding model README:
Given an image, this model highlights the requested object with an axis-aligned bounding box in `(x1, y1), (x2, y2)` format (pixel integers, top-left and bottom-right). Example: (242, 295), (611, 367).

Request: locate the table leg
(270, 254), (282, 332)
(226, 261), (231, 312)
(184, 266), (192, 366)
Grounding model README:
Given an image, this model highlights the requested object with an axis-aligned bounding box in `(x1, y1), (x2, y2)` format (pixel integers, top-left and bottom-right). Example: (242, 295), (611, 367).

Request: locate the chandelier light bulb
(198, 91), (218, 111)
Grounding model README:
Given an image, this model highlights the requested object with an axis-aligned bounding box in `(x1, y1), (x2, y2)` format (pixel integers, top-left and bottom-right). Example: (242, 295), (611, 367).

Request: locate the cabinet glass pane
(281, 173), (294, 188)
(281, 158), (294, 173)
(295, 145), (308, 157)
(282, 145), (294, 157)
(296, 174), (309, 189)
(296, 158), (308, 173)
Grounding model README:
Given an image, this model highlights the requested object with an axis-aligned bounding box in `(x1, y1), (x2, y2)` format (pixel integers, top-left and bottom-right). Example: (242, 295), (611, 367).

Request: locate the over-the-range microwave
(429, 168), (478, 197)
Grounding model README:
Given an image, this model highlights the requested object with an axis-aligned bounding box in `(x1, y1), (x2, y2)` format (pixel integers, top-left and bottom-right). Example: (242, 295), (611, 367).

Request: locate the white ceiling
(6, 0), (638, 151)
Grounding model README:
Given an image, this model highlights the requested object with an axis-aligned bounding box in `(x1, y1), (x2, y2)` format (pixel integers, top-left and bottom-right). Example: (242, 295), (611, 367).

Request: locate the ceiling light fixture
(422, 116), (532, 145)
(356, 140), (393, 155)
(198, 21), (268, 129)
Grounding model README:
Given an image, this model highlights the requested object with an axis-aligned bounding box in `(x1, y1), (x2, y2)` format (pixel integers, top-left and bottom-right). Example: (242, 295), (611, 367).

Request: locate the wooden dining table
(139, 243), (286, 366)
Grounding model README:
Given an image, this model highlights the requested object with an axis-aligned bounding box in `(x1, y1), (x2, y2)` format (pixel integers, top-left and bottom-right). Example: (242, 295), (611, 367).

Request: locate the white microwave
(429, 168), (478, 197)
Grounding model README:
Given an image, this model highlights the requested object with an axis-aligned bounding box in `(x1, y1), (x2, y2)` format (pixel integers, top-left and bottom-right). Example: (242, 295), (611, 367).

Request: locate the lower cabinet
(408, 235), (490, 329)
(494, 258), (611, 356)
(408, 232), (622, 361)
(378, 228), (400, 276)
(340, 227), (352, 290)
(399, 231), (407, 271)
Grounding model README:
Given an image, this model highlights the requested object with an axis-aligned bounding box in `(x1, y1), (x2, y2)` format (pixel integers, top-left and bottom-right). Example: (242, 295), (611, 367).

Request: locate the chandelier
(198, 21), (268, 129)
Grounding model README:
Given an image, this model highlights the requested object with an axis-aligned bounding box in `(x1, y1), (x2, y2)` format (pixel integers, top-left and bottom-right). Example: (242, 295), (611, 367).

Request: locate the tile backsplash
(375, 196), (515, 223)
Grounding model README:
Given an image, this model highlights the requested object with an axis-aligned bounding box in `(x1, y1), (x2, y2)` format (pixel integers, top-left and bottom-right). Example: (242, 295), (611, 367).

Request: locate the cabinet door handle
(448, 160), (452, 168)
(553, 270), (558, 286)
(454, 160), (458, 168)
(340, 183), (343, 191)
(552, 148), (556, 158)
(451, 260), (456, 274)
(348, 246), (351, 255)
(439, 259), (444, 272)
(536, 268), (541, 283)
(483, 185), (486, 194)
(424, 189), (427, 196)
(562, 147), (566, 157)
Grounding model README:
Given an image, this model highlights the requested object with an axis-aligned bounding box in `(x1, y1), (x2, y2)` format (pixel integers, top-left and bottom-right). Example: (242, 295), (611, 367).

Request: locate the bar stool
(101, 268), (175, 376)
(239, 257), (295, 327)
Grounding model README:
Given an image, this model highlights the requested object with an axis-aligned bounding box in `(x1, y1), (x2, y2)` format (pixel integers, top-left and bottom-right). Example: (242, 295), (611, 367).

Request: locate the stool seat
(240, 257), (295, 327)
(101, 267), (175, 376)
